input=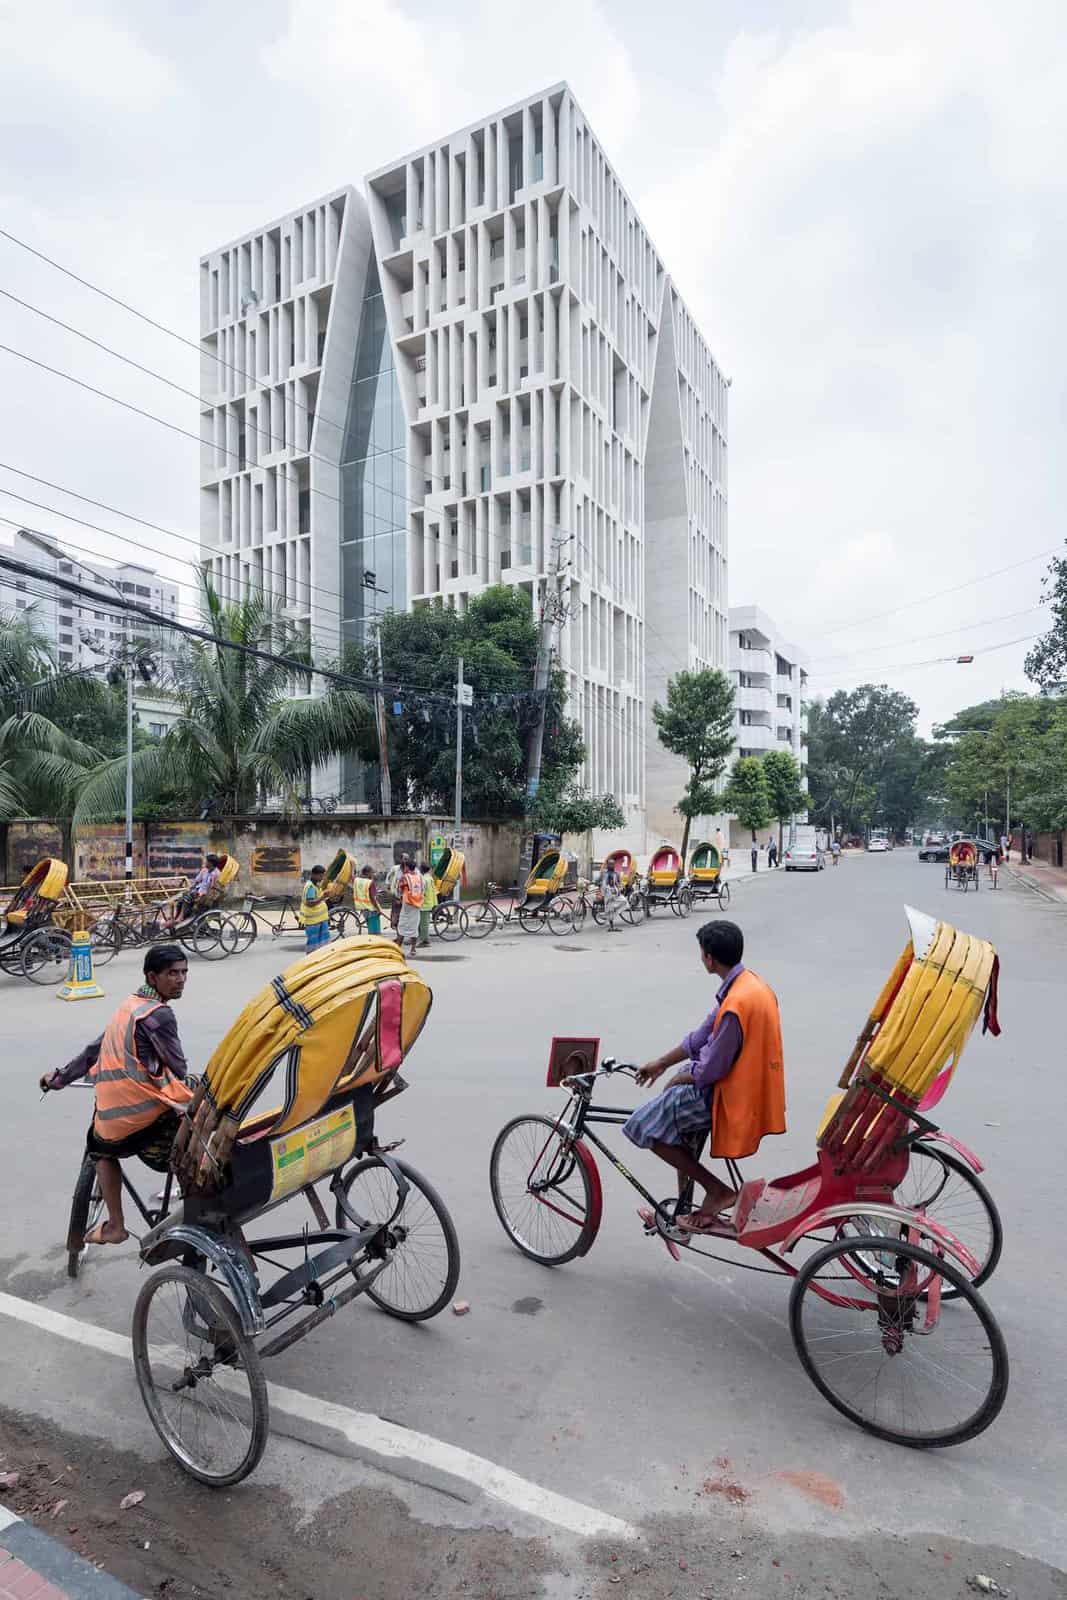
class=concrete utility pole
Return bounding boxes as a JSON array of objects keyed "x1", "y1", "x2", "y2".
[
  {"x1": 525, "y1": 533, "x2": 570, "y2": 799},
  {"x1": 454, "y1": 655, "x2": 466, "y2": 831}
]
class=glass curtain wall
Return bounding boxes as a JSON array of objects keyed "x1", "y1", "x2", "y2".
[{"x1": 340, "y1": 257, "x2": 408, "y2": 806}]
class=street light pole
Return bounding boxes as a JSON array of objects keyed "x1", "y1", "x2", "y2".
[
  {"x1": 124, "y1": 627, "x2": 134, "y2": 886},
  {"x1": 455, "y1": 655, "x2": 464, "y2": 833}
]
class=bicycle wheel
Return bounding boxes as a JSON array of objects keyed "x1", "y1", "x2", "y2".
[
  {"x1": 432, "y1": 902, "x2": 468, "y2": 942},
  {"x1": 716, "y1": 881, "x2": 732, "y2": 910},
  {"x1": 622, "y1": 889, "x2": 645, "y2": 926},
  {"x1": 133, "y1": 1264, "x2": 268, "y2": 1487},
  {"x1": 85, "y1": 918, "x2": 120, "y2": 967},
  {"x1": 329, "y1": 907, "x2": 358, "y2": 940},
  {"x1": 66, "y1": 1155, "x2": 104, "y2": 1279},
  {"x1": 225, "y1": 911, "x2": 258, "y2": 953},
  {"x1": 463, "y1": 901, "x2": 498, "y2": 939},
  {"x1": 335, "y1": 1157, "x2": 460, "y2": 1321},
  {"x1": 548, "y1": 897, "x2": 581, "y2": 936},
  {"x1": 184, "y1": 912, "x2": 234, "y2": 960},
  {"x1": 490, "y1": 1115, "x2": 598, "y2": 1265},
  {"x1": 21, "y1": 927, "x2": 72, "y2": 985},
  {"x1": 789, "y1": 1236, "x2": 1008, "y2": 1448}
]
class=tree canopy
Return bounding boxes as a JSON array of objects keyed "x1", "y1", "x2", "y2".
[
  {"x1": 1025, "y1": 546, "x2": 1067, "y2": 693},
  {"x1": 722, "y1": 755, "x2": 772, "y2": 839},
  {"x1": 345, "y1": 587, "x2": 587, "y2": 817},
  {"x1": 651, "y1": 667, "x2": 735, "y2": 856},
  {"x1": 0, "y1": 608, "x2": 102, "y2": 820},
  {"x1": 804, "y1": 684, "x2": 943, "y2": 837},
  {"x1": 761, "y1": 748, "x2": 806, "y2": 850},
  {"x1": 936, "y1": 691, "x2": 1067, "y2": 835}
]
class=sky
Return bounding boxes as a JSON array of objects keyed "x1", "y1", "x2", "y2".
[{"x1": 0, "y1": 0, "x2": 1064, "y2": 735}]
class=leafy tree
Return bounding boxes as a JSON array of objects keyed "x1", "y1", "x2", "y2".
[
  {"x1": 74, "y1": 587, "x2": 376, "y2": 822},
  {"x1": 1025, "y1": 547, "x2": 1067, "y2": 693},
  {"x1": 722, "y1": 755, "x2": 772, "y2": 843},
  {"x1": 345, "y1": 587, "x2": 585, "y2": 817},
  {"x1": 0, "y1": 608, "x2": 102, "y2": 819},
  {"x1": 529, "y1": 786, "x2": 625, "y2": 837},
  {"x1": 650, "y1": 668, "x2": 736, "y2": 858},
  {"x1": 760, "y1": 749, "x2": 806, "y2": 854},
  {"x1": 937, "y1": 692, "x2": 1067, "y2": 837},
  {"x1": 62, "y1": 680, "x2": 162, "y2": 762},
  {"x1": 805, "y1": 685, "x2": 922, "y2": 836}
]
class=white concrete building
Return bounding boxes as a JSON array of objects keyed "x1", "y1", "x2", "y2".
[
  {"x1": 728, "y1": 604, "x2": 808, "y2": 841},
  {"x1": 0, "y1": 527, "x2": 180, "y2": 681},
  {"x1": 199, "y1": 86, "x2": 729, "y2": 839}
]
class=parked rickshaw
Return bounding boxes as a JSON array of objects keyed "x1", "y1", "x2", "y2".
[
  {"x1": 642, "y1": 845, "x2": 691, "y2": 916},
  {"x1": 0, "y1": 857, "x2": 74, "y2": 984},
  {"x1": 687, "y1": 841, "x2": 730, "y2": 909},
  {"x1": 430, "y1": 846, "x2": 468, "y2": 940},
  {"x1": 513, "y1": 848, "x2": 571, "y2": 931},
  {"x1": 946, "y1": 839, "x2": 980, "y2": 892},
  {"x1": 59, "y1": 937, "x2": 459, "y2": 1486},
  {"x1": 61, "y1": 874, "x2": 189, "y2": 961},
  {"x1": 491, "y1": 906, "x2": 1007, "y2": 1448}
]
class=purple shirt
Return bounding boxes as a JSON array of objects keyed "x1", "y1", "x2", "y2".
[{"x1": 681, "y1": 963, "x2": 746, "y2": 1099}]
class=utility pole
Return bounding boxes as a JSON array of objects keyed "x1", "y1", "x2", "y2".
[
  {"x1": 363, "y1": 571, "x2": 391, "y2": 815},
  {"x1": 454, "y1": 655, "x2": 464, "y2": 832},
  {"x1": 525, "y1": 532, "x2": 570, "y2": 798},
  {"x1": 124, "y1": 631, "x2": 134, "y2": 887}
]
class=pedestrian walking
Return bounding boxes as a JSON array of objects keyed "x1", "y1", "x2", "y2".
[
  {"x1": 395, "y1": 855, "x2": 423, "y2": 957},
  {"x1": 999, "y1": 832, "x2": 1010, "y2": 863},
  {"x1": 418, "y1": 860, "x2": 437, "y2": 947},
  {"x1": 714, "y1": 826, "x2": 729, "y2": 871},
  {"x1": 989, "y1": 848, "x2": 1000, "y2": 890},
  {"x1": 300, "y1": 865, "x2": 331, "y2": 955},
  {"x1": 767, "y1": 838, "x2": 778, "y2": 869},
  {"x1": 831, "y1": 839, "x2": 841, "y2": 867}
]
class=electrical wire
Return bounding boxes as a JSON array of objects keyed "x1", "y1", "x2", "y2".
[
  {"x1": 808, "y1": 547, "x2": 1061, "y2": 640},
  {"x1": 806, "y1": 630, "x2": 1043, "y2": 685},
  {"x1": 806, "y1": 604, "x2": 1047, "y2": 665}
]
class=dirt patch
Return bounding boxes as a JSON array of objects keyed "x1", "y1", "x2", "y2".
[
  {"x1": 0, "y1": 1408, "x2": 560, "y2": 1599},
  {"x1": 776, "y1": 1468, "x2": 845, "y2": 1509}
]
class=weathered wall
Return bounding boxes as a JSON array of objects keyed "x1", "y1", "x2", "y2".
[{"x1": 3, "y1": 817, "x2": 524, "y2": 898}]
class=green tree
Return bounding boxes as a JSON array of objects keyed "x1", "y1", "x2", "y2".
[
  {"x1": 1025, "y1": 546, "x2": 1067, "y2": 693},
  {"x1": 805, "y1": 685, "x2": 922, "y2": 836},
  {"x1": 722, "y1": 755, "x2": 772, "y2": 845},
  {"x1": 937, "y1": 692, "x2": 1066, "y2": 837},
  {"x1": 74, "y1": 588, "x2": 376, "y2": 822},
  {"x1": 346, "y1": 587, "x2": 585, "y2": 816},
  {"x1": 761, "y1": 748, "x2": 806, "y2": 854},
  {"x1": 650, "y1": 668, "x2": 736, "y2": 858},
  {"x1": 0, "y1": 608, "x2": 101, "y2": 819},
  {"x1": 529, "y1": 786, "x2": 625, "y2": 837}
]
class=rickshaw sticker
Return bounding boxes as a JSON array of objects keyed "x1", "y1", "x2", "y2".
[{"x1": 269, "y1": 1104, "x2": 357, "y2": 1201}]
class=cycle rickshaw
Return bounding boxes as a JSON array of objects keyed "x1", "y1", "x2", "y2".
[
  {"x1": 642, "y1": 845, "x2": 691, "y2": 916},
  {"x1": 228, "y1": 849, "x2": 363, "y2": 953},
  {"x1": 429, "y1": 847, "x2": 468, "y2": 941},
  {"x1": 63, "y1": 937, "x2": 459, "y2": 1486},
  {"x1": 946, "y1": 839, "x2": 980, "y2": 892},
  {"x1": 490, "y1": 906, "x2": 1007, "y2": 1448},
  {"x1": 0, "y1": 857, "x2": 75, "y2": 984},
  {"x1": 687, "y1": 840, "x2": 730, "y2": 909}
]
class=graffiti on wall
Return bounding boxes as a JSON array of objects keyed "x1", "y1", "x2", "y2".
[
  {"x1": 148, "y1": 822, "x2": 211, "y2": 879},
  {"x1": 7, "y1": 822, "x2": 63, "y2": 882}
]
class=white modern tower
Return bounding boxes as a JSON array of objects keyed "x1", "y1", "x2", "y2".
[
  {"x1": 199, "y1": 86, "x2": 729, "y2": 840},
  {"x1": 728, "y1": 603, "x2": 809, "y2": 793}
]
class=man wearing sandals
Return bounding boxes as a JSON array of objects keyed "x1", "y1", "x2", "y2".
[
  {"x1": 40, "y1": 945, "x2": 194, "y2": 1246},
  {"x1": 622, "y1": 921, "x2": 785, "y2": 1233}
]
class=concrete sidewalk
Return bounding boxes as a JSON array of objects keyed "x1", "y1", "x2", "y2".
[
  {"x1": 0, "y1": 1506, "x2": 139, "y2": 1600},
  {"x1": 1008, "y1": 856, "x2": 1067, "y2": 905}
]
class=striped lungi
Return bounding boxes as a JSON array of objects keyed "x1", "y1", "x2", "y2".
[{"x1": 622, "y1": 1082, "x2": 711, "y2": 1152}]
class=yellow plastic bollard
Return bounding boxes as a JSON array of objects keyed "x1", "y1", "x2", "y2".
[{"x1": 56, "y1": 929, "x2": 105, "y2": 1002}]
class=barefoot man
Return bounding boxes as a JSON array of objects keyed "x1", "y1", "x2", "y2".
[
  {"x1": 40, "y1": 944, "x2": 193, "y2": 1245},
  {"x1": 622, "y1": 920, "x2": 785, "y2": 1233}
]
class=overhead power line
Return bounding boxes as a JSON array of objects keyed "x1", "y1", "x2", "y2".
[
  {"x1": 806, "y1": 630, "x2": 1043, "y2": 684},
  {"x1": 811, "y1": 546, "x2": 1061, "y2": 640},
  {"x1": 806, "y1": 604, "x2": 1047, "y2": 665}
]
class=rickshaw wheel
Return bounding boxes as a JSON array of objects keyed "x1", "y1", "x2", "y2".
[
  {"x1": 622, "y1": 888, "x2": 645, "y2": 925},
  {"x1": 789, "y1": 1235, "x2": 1008, "y2": 1448},
  {"x1": 517, "y1": 905, "x2": 544, "y2": 933},
  {"x1": 66, "y1": 1155, "x2": 105, "y2": 1279},
  {"x1": 490, "y1": 1115, "x2": 599, "y2": 1265},
  {"x1": 185, "y1": 912, "x2": 234, "y2": 960},
  {"x1": 717, "y1": 882, "x2": 732, "y2": 910},
  {"x1": 21, "y1": 927, "x2": 72, "y2": 985},
  {"x1": 335, "y1": 1157, "x2": 460, "y2": 1321},
  {"x1": 432, "y1": 902, "x2": 467, "y2": 941},
  {"x1": 672, "y1": 888, "x2": 693, "y2": 918},
  {"x1": 548, "y1": 898, "x2": 581, "y2": 936},
  {"x1": 133, "y1": 1264, "x2": 268, "y2": 1487},
  {"x1": 225, "y1": 911, "x2": 259, "y2": 952}
]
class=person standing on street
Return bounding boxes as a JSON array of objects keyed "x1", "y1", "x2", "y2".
[
  {"x1": 418, "y1": 860, "x2": 437, "y2": 947},
  {"x1": 598, "y1": 857, "x2": 623, "y2": 932},
  {"x1": 714, "y1": 826, "x2": 729, "y2": 871},
  {"x1": 396, "y1": 855, "x2": 423, "y2": 957},
  {"x1": 831, "y1": 839, "x2": 841, "y2": 867},
  {"x1": 767, "y1": 838, "x2": 778, "y2": 869},
  {"x1": 354, "y1": 864, "x2": 383, "y2": 935},
  {"x1": 1000, "y1": 832, "x2": 1010, "y2": 863},
  {"x1": 301, "y1": 865, "x2": 330, "y2": 954}
]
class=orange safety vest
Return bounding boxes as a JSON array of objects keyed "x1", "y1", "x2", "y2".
[
  {"x1": 89, "y1": 993, "x2": 193, "y2": 1143},
  {"x1": 399, "y1": 870, "x2": 424, "y2": 908},
  {"x1": 709, "y1": 969, "x2": 786, "y2": 1158}
]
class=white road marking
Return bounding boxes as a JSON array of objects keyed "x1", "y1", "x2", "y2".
[
  {"x1": 0, "y1": 1505, "x2": 21, "y2": 1532},
  {"x1": 0, "y1": 1291, "x2": 636, "y2": 1542}
]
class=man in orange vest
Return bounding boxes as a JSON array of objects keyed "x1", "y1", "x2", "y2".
[
  {"x1": 623, "y1": 920, "x2": 785, "y2": 1233},
  {"x1": 40, "y1": 944, "x2": 194, "y2": 1246}
]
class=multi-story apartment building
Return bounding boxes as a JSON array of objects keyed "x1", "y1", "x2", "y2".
[
  {"x1": 728, "y1": 605, "x2": 808, "y2": 834},
  {"x1": 199, "y1": 85, "x2": 729, "y2": 841},
  {"x1": 1, "y1": 527, "x2": 180, "y2": 681}
]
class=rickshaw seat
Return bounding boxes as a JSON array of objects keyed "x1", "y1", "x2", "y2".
[{"x1": 734, "y1": 1168, "x2": 824, "y2": 1246}]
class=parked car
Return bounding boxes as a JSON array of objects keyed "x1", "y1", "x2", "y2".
[
  {"x1": 783, "y1": 842, "x2": 824, "y2": 871},
  {"x1": 867, "y1": 837, "x2": 888, "y2": 853},
  {"x1": 918, "y1": 839, "x2": 950, "y2": 862}
]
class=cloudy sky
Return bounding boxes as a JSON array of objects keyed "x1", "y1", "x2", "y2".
[{"x1": 1, "y1": 0, "x2": 1063, "y2": 733}]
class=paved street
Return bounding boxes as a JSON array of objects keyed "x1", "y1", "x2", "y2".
[{"x1": 1, "y1": 855, "x2": 1064, "y2": 1598}]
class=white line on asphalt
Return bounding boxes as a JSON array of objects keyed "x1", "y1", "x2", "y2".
[
  {"x1": 0, "y1": 1505, "x2": 21, "y2": 1533},
  {"x1": 0, "y1": 1291, "x2": 636, "y2": 1542}
]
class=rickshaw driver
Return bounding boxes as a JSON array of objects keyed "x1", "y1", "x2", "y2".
[
  {"x1": 39, "y1": 945, "x2": 194, "y2": 1246},
  {"x1": 623, "y1": 920, "x2": 785, "y2": 1233}
]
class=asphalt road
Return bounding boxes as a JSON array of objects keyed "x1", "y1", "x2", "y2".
[{"x1": 0, "y1": 854, "x2": 1063, "y2": 1597}]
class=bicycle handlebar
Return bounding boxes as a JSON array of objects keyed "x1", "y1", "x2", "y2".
[{"x1": 560, "y1": 1057, "x2": 638, "y2": 1090}]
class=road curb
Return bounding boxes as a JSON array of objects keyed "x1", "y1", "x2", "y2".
[
  {"x1": 1, "y1": 1503, "x2": 141, "y2": 1599},
  {"x1": 1006, "y1": 865, "x2": 1066, "y2": 907}
]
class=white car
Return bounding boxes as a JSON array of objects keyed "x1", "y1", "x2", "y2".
[
  {"x1": 783, "y1": 843, "x2": 824, "y2": 871},
  {"x1": 867, "y1": 837, "x2": 888, "y2": 853}
]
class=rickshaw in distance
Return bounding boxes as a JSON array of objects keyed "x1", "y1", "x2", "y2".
[{"x1": 687, "y1": 841, "x2": 730, "y2": 910}]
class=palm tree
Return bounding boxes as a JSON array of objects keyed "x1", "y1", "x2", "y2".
[
  {"x1": 0, "y1": 608, "x2": 101, "y2": 819},
  {"x1": 74, "y1": 587, "x2": 376, "y2": 822}
]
